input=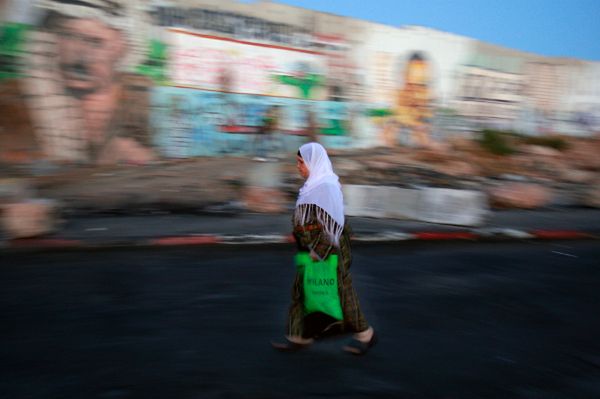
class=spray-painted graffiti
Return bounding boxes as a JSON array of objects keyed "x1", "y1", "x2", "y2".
[
  {"x1": 368, "y1": 51, "x2": 438, "y2": 147},
  {"x1": 150, "y1": 7, "x2": 314, "y2": 49},
  {"x1": 151, "y1": 87, "x2": 355, "y2": 158},
  {"x1": 394, "y1": 52, "x2": 434, "y2": 145},
  {"x1": 2, "y1": 0, "x2": 600, "y2": 168},
  {"x1": 136, "y1": 39, "x2": 169, "y2": 83},
  {"x1": 170, "y1": 29, "x2": 327, "y2": 99},
  {"x1": 0, "y1": 22, "x2": 29, "y2": 80},
  {"x1": 454, "y1": 66, "x2": 524, "y2": 126},
  {"x1": 19, "y1": 0, "x2": 154, "y2": 164},
  {"x1": 314, "y1": 34, "x2": 356, "y2": 101},
  {"x1": 274, "y1": 65, "x2": 324, "y2": 100},
  {"x1": 562, "y1": 63, "x2": 600, "y2": 135}
]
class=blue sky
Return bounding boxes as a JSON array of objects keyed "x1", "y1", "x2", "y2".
[{"x1": 259, "y1": 0, "x2": 600, "y2": 61}]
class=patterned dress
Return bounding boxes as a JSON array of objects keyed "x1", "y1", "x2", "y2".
[{"x1": 287, "y1": 204, "x2": 369, "y2": 338}]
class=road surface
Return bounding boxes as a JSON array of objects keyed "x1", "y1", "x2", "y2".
[{"x1": 1, "y1": 241, "x2": 599, "y2": 398}]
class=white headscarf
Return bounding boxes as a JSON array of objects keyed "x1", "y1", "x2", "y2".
[{"x1": 295, "y1": 142, "x2": 345, "y2": 246}]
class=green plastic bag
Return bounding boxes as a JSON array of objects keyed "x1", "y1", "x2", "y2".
[{"x1": 295, "y1": 252, "x2": 343, "y2": 320}]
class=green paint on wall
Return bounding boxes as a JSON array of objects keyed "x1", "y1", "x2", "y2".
[
  {"x1": 0, "y1": 23, "x2": 30, "y2": 80},
  {"x1": 136, "y1": 40, "x2": 169, "y2": 83},
  {"x1": 276, "y1": 73, "x2": 323, "y2": 100}
]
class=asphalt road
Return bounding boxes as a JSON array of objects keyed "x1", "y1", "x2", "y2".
[{"x1": 1, "y1": 241, "x2": 599, "y2": 399}]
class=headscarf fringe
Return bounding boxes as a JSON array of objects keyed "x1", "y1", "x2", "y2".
[{"x1": 295, "y1": 203, "x2": 343, "y2": 247}]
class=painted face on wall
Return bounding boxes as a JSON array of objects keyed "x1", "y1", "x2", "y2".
[
  {"x1": 397, "y1": 53, "x2": 431, "y2": 114},
  {"x1": 405, "y1": 55, "x2": 429, "y2": 86},
  {"x1": 56, "y1": 17, "x2": 125, "y2": 97}
]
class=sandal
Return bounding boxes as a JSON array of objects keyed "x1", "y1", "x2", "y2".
[
  {"x1": 271, "y1": 338, "x2": 312, "y2": 352},
  {"x1": 343, "y1": 331, "x2": 378, "y2": 356}
]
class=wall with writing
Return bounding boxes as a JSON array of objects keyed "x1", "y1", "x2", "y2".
[
  {"x1": 169, "y1": 29, "x2": 328, "y2": 99},
  {"x1": 150, "y1": 86, "x2": 357, "y2": 158},
  {"x1": 1, "y1": 0, "x2": 599, "y2": 166}
]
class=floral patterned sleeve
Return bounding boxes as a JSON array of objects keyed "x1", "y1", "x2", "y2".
[{"x1": 292, "y1": 205, "x2": 337, "y2": 260}]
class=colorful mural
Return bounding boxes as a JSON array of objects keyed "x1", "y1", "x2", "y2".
[
  {"x1": 150, "y1": 86, "x2": 354, "y2": 158},
  {"x1": 394, "y1": 52, "x2": 433, "y2": 146},
  {"x1": 136, "y1": 39, "x2": 169, "y2": 83},
  {"x1": 150, "y1": 6, "x2": 314, "y2": 49},
  {"x1": 1, "y1": 0, "x2": 599, "y2": 166},
  {"x1": 0, "y1": 22, "x2": 29, "y2": 80},
  {"x1": 14, "y1": 0, "x2": 154, "y2": 164},
  {"x1": 169, "y1": 29, "x2": 327, "y2": 99}
]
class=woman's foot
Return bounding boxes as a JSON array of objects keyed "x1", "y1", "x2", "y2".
[
  {"x1": 343, "y1": 327, "x2": 377, "y2": 356},
  {"x1": 271, "y1": 336, "x2": 313, "y2": 352}
]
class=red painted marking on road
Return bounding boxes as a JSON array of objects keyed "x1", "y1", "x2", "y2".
[
  {"x1": 150, "y1": 236, "x2": 221, "y2": 246},
  {"x1": 414, "y1": 232, "x2": 478, "y2": 240},
  {"x1": 531, "y1": 230, "x2": 590, "y2": 239},
  {"x1": 9, "y1": 239, "x2": 84, "y2": 248}
]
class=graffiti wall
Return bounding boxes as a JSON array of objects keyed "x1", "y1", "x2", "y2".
[
  {"x1": 358, "y1": 26, "x2": 474, "y2": 146},
  {"x1": 169, "y1": 29, "x2": 327, "y2": 99},
  {"x1": 561, "y1": 62, "x2": 600, "y2": 135},
  {"x1": 454, "y1": 66, "x2": 524, "y2": 122},
  {"x1": 1, "y1": 0, "x2": 600, "y2": 166},
  {"x1": 151, "y1": 86, "x2": 356, "y2": 158},
  {"x1": 150, "y1": 5, "x2": 314, "y2": 49},
  {"x1": 358, "y1": 26, "x2": 600, "y2": 144},
  {"x1": 1, "y1": 0, "x2": 155, "y2": 164}
]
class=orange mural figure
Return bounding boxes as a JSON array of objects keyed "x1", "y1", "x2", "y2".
[{"x1": 394, "y1": 52, "x2": 432, "y2": 147}]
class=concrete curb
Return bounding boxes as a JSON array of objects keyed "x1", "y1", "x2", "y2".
[{"x1": 2, "y1": 229, "x2": 598, "y2": 251}]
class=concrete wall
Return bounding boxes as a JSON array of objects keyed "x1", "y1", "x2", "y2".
[
  {"x1": 343, "y1": 185, "x2": 489, "y2": 226},
  {"x1": 1, "y1": 0, "x2": 599, "y2": 165}
]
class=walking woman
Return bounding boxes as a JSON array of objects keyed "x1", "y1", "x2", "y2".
[{"x1": 272, "y1": 142, "x2": 376, "y2": 355}]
